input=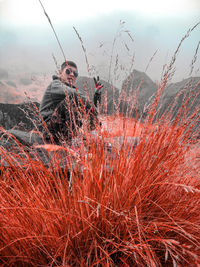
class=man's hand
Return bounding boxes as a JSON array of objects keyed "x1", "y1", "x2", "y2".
[{"x1": 93, "y1": 76, "x2": 104, "y2": 91}]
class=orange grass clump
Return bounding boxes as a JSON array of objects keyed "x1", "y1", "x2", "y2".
[{"x1": 0, "y1": 85, "x2": 200, "y2": 267}]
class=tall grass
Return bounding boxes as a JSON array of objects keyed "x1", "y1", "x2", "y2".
[
  {"x1": 0, "y1": 18, "x2": 200, "y2": 266},
  {"x1": 0, "y1": 83, "x2": 199, "y2": 266}
]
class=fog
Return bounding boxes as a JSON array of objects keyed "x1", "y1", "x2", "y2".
[{"x1": 0, "y1": 0, "x2": 200, "y2": 88}]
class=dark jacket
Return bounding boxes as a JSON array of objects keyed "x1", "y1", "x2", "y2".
[{"x1": 39, "y1": 76, "x2": 99, "y2": 124}]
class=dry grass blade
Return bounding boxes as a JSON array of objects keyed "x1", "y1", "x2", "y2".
[
  {"x1": 0, "y1": 22, "x2": 200, "y2": 267},
  {"x1": 0, "y1": 93, "x2": 199, "y2": 266},
  {"x1": 162, "y1": 21, "x2": 200, "y2": 84},
  {"x1": 145, "y1": 49, "x2": 158, "y2": 73},
  {"x1": 189, "y1": 40, "x2": 200, "y2": 76},
  {"x1": 73, "y1": 26, "x2": 90, "y2": 75},
  {"x1": 38, "y1": 0, "x2": 66, "y2": 61}
]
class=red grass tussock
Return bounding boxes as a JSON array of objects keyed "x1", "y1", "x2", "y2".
[{"x1": 0, "y1": 88, "x2": 200, "y2": 266}]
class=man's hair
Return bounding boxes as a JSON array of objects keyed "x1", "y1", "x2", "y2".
[{"x1": 61, "y1": 61, "x2": 77, "y2": 70}]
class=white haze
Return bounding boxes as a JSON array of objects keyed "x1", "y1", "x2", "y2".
[{"x1": 0, "y1": 0, "x2": 200, "y2": 87}]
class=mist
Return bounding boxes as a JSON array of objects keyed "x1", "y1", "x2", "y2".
[{"x1": 0, "y1": 5, "x2": 200, "y2": 87}]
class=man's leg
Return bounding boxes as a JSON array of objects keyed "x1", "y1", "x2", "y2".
[
  {"x1": 44, "y1": 99, "x2": 80, "y2": 145},
  {"x1": 43, "y1": 99, "x2": 70, "y2": 144}
]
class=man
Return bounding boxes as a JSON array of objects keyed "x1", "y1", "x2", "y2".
[{"x1": 39, "y1": 60, "x2": 102, "y2": 144}]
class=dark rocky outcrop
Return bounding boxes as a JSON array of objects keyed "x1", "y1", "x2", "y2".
[
  {"x1": 157, "y1": 77, "x2": 200, "y2": 121},
  {"x1": 0, "y1": 102, "x2": 40, "y2": 130},
  {"x1": 122, "y1": 70, "x2": 200, "y2": 124},
  {"x1": 76, "y1": 76, "x2": 141, "y2": 116},
  {"x1": 76, "y1": 76, "x2": 120, "y2": 114},
  {"x1": 122, "y1": 69, "x2": 158, "y2": 114}
]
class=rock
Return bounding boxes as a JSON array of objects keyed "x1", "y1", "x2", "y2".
[
  {"x1": 157, "y1": 77, "x2": 200, "y2": 121},
  {"x1": 121, "y1": 70, "x2": 200, "y2": 126},
  {"x1": 122, "y1": 69, "x2": 157, "y2": 113},
  {"x1": 0, "y1": 102, "x2": 40, "y2": 130},
  {"x1": 76, "y1": 76, "x2": 120, "y2": 114}
]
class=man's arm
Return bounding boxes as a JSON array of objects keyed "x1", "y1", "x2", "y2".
[
  {"x1": 94, "y1": 90, "x2": 101, "y2": 107},
  {"x1": 93, "y1": 76, "x2": 103, "y2": 107}
]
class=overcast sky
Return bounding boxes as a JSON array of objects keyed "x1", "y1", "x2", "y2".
[{"x1": 0, "y1": 0, "x2": 200, "y2": 86}]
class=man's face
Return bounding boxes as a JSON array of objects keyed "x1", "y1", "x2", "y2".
[{"x1": 59, "y1": 65, "x2": 78, "y2": 87}]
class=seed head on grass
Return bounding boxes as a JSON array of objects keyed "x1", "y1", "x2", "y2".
[
  {"x1": 0, "y1": 21, "x2": 200, "y2": 266},
  {"x1": 0, "y1": 86, "x2": 200, "y2": 266}
]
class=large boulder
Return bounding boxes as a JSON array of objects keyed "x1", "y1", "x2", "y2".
[
  {"x1": 0, "y1": 102, "x2": 40, "y2": 130},
  {"x1": 122, "y1": 69, "x2": 158, "y2": 114},
  {"x1": 121, "y1": 70, "x2": 200, "y2": 124},
  {"x1": 76, "y1": 76, "x2": 120, "y2": 115},
  {"x1": 157, "y1": 77, "x2": 200, "y2": 125}
]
